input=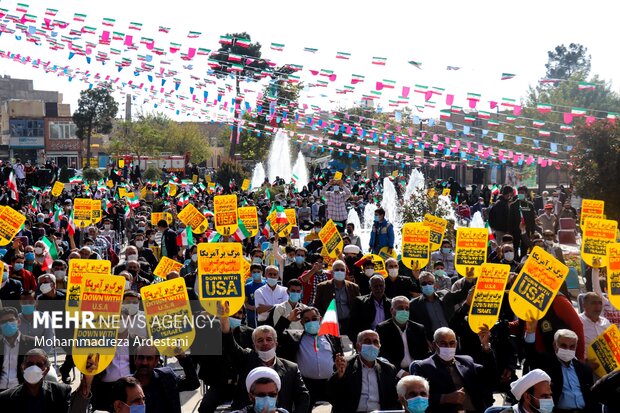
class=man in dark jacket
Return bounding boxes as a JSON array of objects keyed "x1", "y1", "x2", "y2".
[
  {"x1": 157, "y1": 219, "x2": 179, "y2": 259},
  {"x1": 0, "y1": 307, "x2": 35, "y2": 390},
  {"x1": 508, "y1": 185, "x2": 538, "y2": 258},
  {"x1": 488, "y1": 185, "x2": 513, "y2": 241},
  {"x1": 352, "y1": 275, "x2": 391, "y2": 339}
]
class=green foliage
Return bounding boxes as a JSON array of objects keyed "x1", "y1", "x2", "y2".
[
  {"x1": 143, "y1": 166, "x2": 162, "y2": 181},
  {"x1": 167, "y1": 122, "x2": 211, "y2": 163},
  {"x1": 109, "y1": 118, "x2": 165, "y2": 159},
  {"x1": 545, "y1": 43, "x2": 591, "y2": 80},
  {"x1": 213, "y1": 160, "x2": 246, "y2": 188},
  {"x1": 82, "y1": 168, "x2": 103, "y2": 182},
  {"x1": 73, "y1": 85, "x2": 119, "y2": 160},
  {"x1": 400, "y1": 188, "x2": 456, "y2": 242},
  {"x1": 571, "y1": 120, "x2": 620, "y2": 221}
]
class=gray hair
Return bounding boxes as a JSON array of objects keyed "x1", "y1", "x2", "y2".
[
  {"x1": 419, "y1": 271, "x2": 435, "y2": 283},
  {"x1": 38, "y1": 273, "x2": 56, "y2": 285},
  {"x1": 554, "y1": 329, "x2": 578, "y2": 344},
  {"x1": 331, "y1": 259, "x2": 346, "y2": 269},
  {"x1": 391, "y1": 296, "x2": 410, "y2": 310},
  {"x1": 23, "y1": 348, "x2": 51, "y2": 368},
  {"x1": 433, "y1": 327, "x2": 455, "y2": 343},
  {"x1": 356, "y1": 329, "x2": 379, "y2": 345},
  {"x1": 252, "y1": 325, "x2": 277, "y2": 344},
  {"x1": 369, "y1": 274, "x2": 385, "y2": 285},
  {"x1": 385, "y1": 258, "x2": 398, "y2": 267},
  {"x1": 396, "y1": 375, "x2": 429, "y2": 398}
]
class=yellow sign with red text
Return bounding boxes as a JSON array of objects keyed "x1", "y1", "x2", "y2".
[
  {"x1": 401, "y1": 223, "x2": 430, "y2": 270},
  {"x1": 468, "y1": 263, "x2": 510, "y2": 332},
  {"x1": 214, "y1": 195, "x2": 238, "y2": 236},
  {"x1": 606, "y1": 243, "x2": 620, "y2": 311},
  {"x1": 582, "y1": 218, "x2": 618, "y2": 268},
  {"x1": 178, "y1": 203, "x2": 209, "y2": 234},
  {"x1": 153, "y1": 256, "x2": 183, "y2": 279},
  {"x1": 237, "y1": 206, "x2": 259, "y2": 237},
  {"x1": 588, "y1": 324, "x2": 620, "y2": 378},
  {"x1": 455, "y1": 228, "x2": 488, "y2": 277},
  {"x1": 423, "y1": 214, "x2": 448, "y2": 252},
  {"x1": 318, "y1": 219, "x2": 344, "y2": 258},
  {"x1": 0, "y1": 206, "x2": 26, "y2": 246},
  {"x1": 581, "y1": 199, "x2": 605, "y2": 226}
]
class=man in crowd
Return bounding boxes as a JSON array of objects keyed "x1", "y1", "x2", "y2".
[
  {"x1": 369, "y1": 208, "x2": 394, "y2": 255},
  {"x1": 503, "y1": 369, "x2": 553, "y2": 413},
  {"x1": 254, "y1": 265, "x2": 289, "y2": 324}
]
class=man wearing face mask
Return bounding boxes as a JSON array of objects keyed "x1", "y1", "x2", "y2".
[
  {"x1": 384, "y1": 258, "x2": 415, "y2": 299},
  {"x1": 18, "y1": 291, "x2": 54, "y2": 354},
  {"x1": 489, "y1": 185, "x2": 514, "y2": 241},
  {"x1": 254, "y1": 266, "x2": 289, "y2": 324},
  {"x1": 133, "y1": 233, "x2": 157, "y2": 271},
  {"x1": 352, "y1": 275, "x2": 392, "y2": 339},
  {"x1": 9, "y1": 253, "x2": 37, "y2": 291},
  {"x1": 282, "y1": 247, "x2": 310, "y2": 286},
  {"x1": 272, "y1": 279, "x2": 307, "y2": 330},
  {"x1": 51, "y1": 260, "x2": 68, "y2": 290},
  {"x1": 345, "y1": 223, "x2": 362, "y2": 249},
  {"x1": 124, "y1": 260, "x2": 151, "y2": 293},
  {"x1": 219, "y1": 312, "x2": 310, "y2": 412},
  {"x1": 233, "y1": 367, "x2": 288, "y2": 413},
  {"x1": 321, "y1": 178, "x2": 351, "y2": 231},
  {"x1": 410, "y1": 327, "x2": 496, "y2": 413},
  {"x1": 369, "y1": 208, "x2": 394, "y2": 255},
  {"x1": 245, "y1": 264, "x2": 267, "y2": 328},
  {"x1": 376, "y1": 296, "x2": 430, "y2": 378},
  {"x1": 122, "y1": 291, "x2": 148, "y2": 337},
  {"x1": 0, "y1": 348, "x2": 94, "y2": 412},
  {"x1": 110, "y1": 376, "x2": 146, "y2": 413},
  {"x1": 0, "y1": 307, "x2": 36, "y2": 391},
  {"x1": 156, "y1": 219, "x2": 179, "y2": 259},
  {"x1": 429, "y1": 240, "x2": 456, "y2": 277},
  {"x1": 36, "y1": 273, "x2": 65, "y2": 302},
  {"x1": 504, "y1": 369, "x2": 553, "y2": 413},
  {"x1": 508, "y1": 186, "x2": 538, "y2": 258},
  {"x1": 397, "y1": 375, "x2": 431, "y2": 413},
  {"x1": 327, "y1": 329, "x2": 400, "y2": 412},
  {"x1": 525, "y1": 329, "x2": 595, "y2": 412},
  {"x1": 0, "y1": 262, "x2": 23, "y2": 301}
]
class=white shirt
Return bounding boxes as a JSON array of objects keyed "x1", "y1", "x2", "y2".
[
  {"x1": 254, "y1": 284, "x2": 288, "y2": 321},
  {"x1": 128, "y1": 312, "x2": 148, "y2": 338},
  {"x1": 272, "y1": 301, "x2": 306, "y2": 330},
  {"x1": 397, "y1": 321, "x2": 413, "y2": 371},
  {"x1": 101, "y1": 344, "x2": 130, "y2": 382},
  {"x1": 356, "y1": 360, "x2": 380, "y2": 412},
  {"x1": 579, "y1": 312, "x2": 611, "y2": 349},
  {"x1": 0, "y1": 333, "x2": 20, "y2": 389}
]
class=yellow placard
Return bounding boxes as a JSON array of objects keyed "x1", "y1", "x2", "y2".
[
  {"x1": 588, "y1": 324, "x2": 620, "y2": 378},
  {"x1": 140, "y1": 278, "x2": 196, "y2": 356},
  {"x1": 268, "y1": 208, "x2": 290, "y2": 236},
  {"x1": 118, "y1": 187, "x2": 128, "y2": 199},
  {"x1": 73, "y1": 198, "x2": 93, "y2": 227},
  {"x1": 369, "y1": 254, "x2": 387, "y2": 277},
  {"x1": 241, "y1": 179, "x2": 250, "y2": 191},
  {"x1": 140, "y1": 187, "x2": 147, "y2": 199},
  {"x1": 238, "y1": 206, "x2": 259, "y2": 237},
  {"x1": 581, "y1": 199, "x2": 605, "y2": 226},
  {"x1": 423, "y1": 214, "x2": 448, "y2": 252},
  {"x1": 455, "y1": 228, "x2": 488, "y2": 277},
  {"x1": 178, "y1": 203, "x2": 209, "y2": 234},
  {"x1": 150, "y1": 246, "x2": 161, "y2": 260},
  {"x1": 168, "y1": 183, "x2": 178, "y2": 197},
  {"x1": 66, "y1": 259, "x2": 112, "y2": 311},
  {"x1": 275, "y1": 208, "x2": 297, "y2": 237},
  {"x1": 153, "y1": 256, "x2": 183, "y2": 279},
  {"x1": 401, "y1": 223, "x2": 430, "y2": 270},
  {"x1": 192, "y1": 174, "x2": 199, "y2": 184},
  {"x1": 118, "y1": 159, "x2": 125, "y2": 168},
  {"x1": 72, "y1": 274, "x2": 125, "y2": 375},
  {"x1": 197, "y1": 242, "x2": 245, "y2": 317},
  {"x1": 0, "y1": 206, "x2": 26, "y2": 246},
  {"x1": 442, "y1": 188, "x2": 450, "y2": 197},
  {"x1": 333, "y1": 171, "x2": 343, "y2": 181},
  {"x1": 607, "y1": 243, "x2": 620, "y2": 311},
  {"x1": 106, "y1": 180, "x2": 114, "y2": 189},
  {"x1": 90, "y1": 200, "x2": 102, "y2": 224},
  {"x1": 468, "y1": 263, "x2": 510, "y2": 333},
  {"x1": 582, "y1": 218, "x2": 618, "y2": 268},
  {"x1": 51, "y1": 181, "x2": 64, "y2": 197},
  {"x1": 318, "y1": 219, "x2": 344, "y2": 258},
  {"x1": 378, "y1": 247, "x2": 397, "y2": 261},
  {"x1": 508, "y1": 246, "x2": 569, "y2": 321},
  {"x1": 151, "y1": 212, "x2": 173, "y2": 226},
  {"x1": 427, "y1": 188, "x2": 436, "y2": 198},
  {"x1": 214, "y1": 195, "x2": 238, "y2": 236},
  {"x1": 391, "y1": 170, "x2": 399, "y2": 177}
]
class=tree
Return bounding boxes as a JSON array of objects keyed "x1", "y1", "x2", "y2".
[
  {"x1": 571, "y1": 120, "x2": 620, "y2": 221},
  {"x1": 108, "y1": 117, "x2": 165, "y2": 163},
  {"x1": 213, "y1": 160, "x2": 246, "y2": 189},
  {"x1": 167, "y1": 122, "x2": 211, "y2": 163},
  {"x1": 73, "y1": 86, "x2": 118, "y2": 163},
  {"x1": 545, "y1": 43, "x2": 591, "y2": 81},
  {"x1": 210, "y1": 32, "x2": 270, "y2": 158}
]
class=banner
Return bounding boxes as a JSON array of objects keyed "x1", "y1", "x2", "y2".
[
  {"x1": 153, "y1": 256, "x2": 183, "y2": 279},
  {"x1": 118, "y1": 187, "x2": 128, "y2": 199},
  {"x1": 168, "y1": 183, "x2": 177, "y2": 197},
  {"x1": 582, "y1": 218, "x2": 618, "y2": 268},
  {"x1": 140, "y1": 278, "x2": 195, "y2": 356},
  {"x1": 241, "y1": 179, "x2": 250, "y2": 191},
  {"x1": 151, "y1": 212, "x2": 173, "y2": 226},
  {"x1": 607, "y1": 244, "x2": 620, "y2": 310},
  {"x1": 267, "y1": 209, "x2": 290, "y2": 236},
  {"x1": 72, "y1": 274, "x2": 125, "y2": 375},
  {"x1": 90, "y1": 199, "x2": 102, "y2": 224},
  {"x1": 73, "y1": 198, "x2": 93, "y2": 227},
  {"x1": 333, "y1": 171, "x2": 343, "y2": 181},
  {"x1": 508, "y1": 246, "x2": 569, "y2": 320},
  {"x1": 468, "y1": 263, "x2": 510, "y2": 333},
  {"x1": 51, "y1": 181, "x2": 64, "y2": 197},
  {"x1": 423, "y1": 214, "x2": 448, "y2": 251},
  {"x1": 588, "y1": 324, "x2": 620, "y2": 378},
  {"x1": 66, "y1": 259, "x2": 112, "y2": 311},
  {"x1": 237, "y1": 206, "x2": 259, "y2": 237},
  {"x1": 318, "y1": 219, "x2": 344, "y2": 258},
  {"x1": 455, "y1": 228, "x2": 488, "y2": 277},
  {"x1": 442, "y1": 188, "x2": 450, "y2": 197},
  {"x1": 581, "y1": 199, "x2": 605, "y2": 226},
  {"x1": 197, "y1": 242, "x2": 245, "y2": 316},
  {"x1": 178, "y1": 203, "x2": 209, "y2": 234},
  {"x1": 0, "y1": 206, "x2": 26, "y2": 246},
  {"x1": 214, "y1": 195, "x2": 238, "y2": 236},
  {"x1": 401, "y1": 223, "x2": 430, "y2": 270}
]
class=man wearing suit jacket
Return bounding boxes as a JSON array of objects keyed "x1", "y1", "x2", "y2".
[
  {"x1": 376, "y1": 296, "x2": 431, "y2": 377},
  {"x1": 313, "y1": 259, "x2": 360, "y2": 340},
  {"x1": 156, "y1": 219, "x2": 179, "y2": 259},
  {"x1": 525, "y1": 327, "x2": 595, "y2": 412},
  {"x1": 411, "y1": 327, "x2": 496, "y2": 413},
  {"x1": 0, "y1": 274, "x2": 23, "y2": 302},
  {"x1": 0, "y1": 307, "x2": 35, "y2": 390},
  {"x1": 219, "y1": 312, "x2": 310, "y2": 412},
  {"x1": 351, "y1": 274, "x2": 391, "y2": 340},
  {"x1": 327, "y1": 329, "x2": 400, "y2": 412},
  {"x1": 409, "y1": 272, "x2": 472, "y2": 341}
]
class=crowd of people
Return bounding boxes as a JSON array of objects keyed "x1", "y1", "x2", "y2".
[{"x1": 0, "y1": 159, "x2": 617, "y2": 413}]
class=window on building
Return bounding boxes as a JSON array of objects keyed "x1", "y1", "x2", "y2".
[
  {"x1": 9, "y1": 119, "x2": 44, "y2": 137},
  {"x1": 49, "y1": 120, "x2": 78, "y2": 139}
]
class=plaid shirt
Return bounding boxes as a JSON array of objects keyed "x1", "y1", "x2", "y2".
[
  {"x1": 309, "y1": 271, "x2": 330, "y2": 306},
  {"x1": 321, "y1": 185, "x2": 351, "y2": 222}
]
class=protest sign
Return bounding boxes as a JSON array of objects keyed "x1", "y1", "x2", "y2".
[
  {"x1": 455, "y1": 228, "x2": 488, "y2": 277},
  {"x1": 149, "y1": 245, "x2": 161, "y2": 260},
  {"x1": 197, "y1": 243, "x2": 245, "y2": 317},
  {"x1": 318, "y1": 219, "x2": 344, "y2": 258},
  {"x1": 423, "y1": 214, "x2": 448, "y2": 251},
  {"x1": 606, "y1": 243, "x2": 620, "y2": 310},
  {"x1": 178, "y1": 203, "x2": 209, "y2": 234},
  {"x1": 582, "y1": 218, "x2": 618, "y2": 268},
  {"x1": 333, "y1": 171, "x2": 343, "y2": 181},
  {"x1": 73, "y1": 198, "x2": 93, "y2": 227},
  {"x1": 401, "y1": 223, "x2": 430, "y2": 270},
  {"x1": 0, "y1": 206, "x2": 26, "y2": 246},
  {"x1": 468, "y1": 263, "x2": 510, "y2": 333},
  {"x1": 118, "y1": 187, "x2": 128, "y2": 199},
  {"x1": 168, "y1": 183, "x2": 177, "y2": 197},
  {"x1": 106, "y1": 180, "x2": 114, "y2": 188},
  {"x1": 214, "y1": 195, "x2": 238, "y2": 236},
  {"x1": 153, "y1": 256, "x2": 184, "y2": 279},
  {"x1": 581, "y1": 199, "x2": 605, "y2": 226},
  {"x1": 267, "y1": 209, "x2": 290, "y2": 236},
  {"x1": 237, "y1": 206, "x2": 259, "y2": 237},
  {"x1": 508, "y1": 246, "x2": 569, "y2": 321},
  {"x1": 141, "y1": 278, "x2": 195, "y2": 356},
  {"x1": 151, "y1": 212, "x2": 173, "y2": 226},
  {"x1": 192, "y1": 174, "x2": 199, "y2": 184},
  {"x1": 442, "y1": 188, "x2": 450, "y2": 197},
  {"x1": 66, "y1": 259, "x2": 112, "y2": 311},
  {"x1": 241, "y1": 179, "x2": 250, "y2": 191},
  {"x1": 90, "y1": 199, "x2": 102, "y2": 224},
  {"x1": 588, "y1": 324, "x2": 620, "y2": 378},
  {"x1": 51, "y1": 181, "x2": 64, "y2": 197}
]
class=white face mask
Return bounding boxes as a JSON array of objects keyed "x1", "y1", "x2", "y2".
[
  {"x1": 125, "y1": 280, "x2": 132, "y2": 290},
  {"x1": 127, "y1": 254, "x2": 139, "y2": 262},
  {"x1": 123, "y1": 303, "x2": 140, "y2": 316},
  {"x1": 556, "y1": 348, "x2": 576, "y2": 363},
  {"x1": 437, "y1": 346, "x2": 456, "y2": 362},
  {"x1": 191, "y1": 254, "x2": 198, "y2": 262},
  {"x1": 23, "y1": 365, "x2": 45, "y2": 384},
  {"x1": 104, "y1": 224, "x2": 111, "y2": 230},
  {"x1": 257, "y1": 347, "x2": 276, "y2": 362},
  {"x1": 34, "y1": 247, "x2": 43, "y2": 255},
  {"x1": 365, "y1": 268, "x2": 375, "y2": 277},
  {"x1": 388, "y1": 268, "x2": 399, "y2": 278},
  {"x1": 53, "y1": 270, "x2": 66, "y2": 281},
  {"x1": 39, "y1": 282, "x2": 53, "y2": 295},
  {"x1": 135, "y1": 240, "x2": 144, "y2": 248},
  {"x1": 503, "y1": 252, "x2": 515, "y2": 262}
]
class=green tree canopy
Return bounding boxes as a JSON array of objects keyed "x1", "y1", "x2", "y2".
[
  {"x1": 545, "y1": 43, "x2": 591, "y2": 80},
  {"x1": 73, "y1": 85, "x2": 118, "y2": 161}
]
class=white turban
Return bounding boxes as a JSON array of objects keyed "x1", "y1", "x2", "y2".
[
  {"x1": 343, "y1": 245, "x2": 361, "y2": 255},
  {"x1": 510, "y1": 369, "x2": 551, "y2": 400},
  {"x1": 245, "y1": 366, "x2": 281, "y2": 392}
]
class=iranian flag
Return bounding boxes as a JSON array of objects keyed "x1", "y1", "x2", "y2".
[
  {"x1": 336, "y1": 51, "x2": 351, "y2": 60},
  {"x1": 177, "y1": 227, "x2": 194, "y2": 247},
  {"x1": 571, "y1": 107, "x2": 587, "y2": 116},
  {"x1": 539, "y1": 130, "x2": 551, "y2": 137},
  {"x1": 488, "y1": 119, "x2": 499, "y2": 126},
  {"x1": 16, "y1": 3, "x2": 29, "y2": 13},
  {"x1": 207, "y1": 230, "x2": 221, "y2": 243},
  {"x1": 45, "y1": 8, "x2": 58, "y2": 17},
  {"x1": 467, "y1": 92, "x2": 481, "y2": 101},
  {"x1": 228, "y1": 53, "x2": 242, "y2": 62},
  {"x1": 67, "y1": 210, "x2": 76, "y2": 236},
  {"x1": 381, "y1": 79, "x2": 396, "y2": 89},
  {"x1": 124, "y1": 205, "x2": 131, "y2": 219},
  {"x1": 478, "y1": 111, "x2": 491, "y2": 119},
  {"x1": 317, "y1": 299, "x2": 340, "y2": 337},
  {"x1": 159, "y1": 26, "x2": 170, "y2": 33},
  {"x1": 351, "y1": 74, "x2": 365, "y2": 84},
  {"x1": 501, "y1": 97, "x2": 517, "y2": 107},
  {"x1": 102, "y1": 17, "x2": 115, "y2": 26},
  {"x1": 73, "y1": 13, "x2": 86, "y2": 22},
  {"x1": 7, "y1": 172, "x2": 18, "y2": 201},
  {"x1": 40, "y1": 236, "x2": 55, "y2": 270},
  {"x1": 274, "y1": 206, "x2": 287, "y2": 224},
  {"x1": 270, "y1": 42, "x2": 285, "y2": 51},
  {"x1": 219, "y1": 35, "x2": 233, "y2": 44},
  {"x1": 129, "y1": 22, "x2": 143, "y2": 31},
  {"x1": 233, "y1": 219, "x2": 251, "y2": 242},
  {"x1": 537, "y1": 103, "x2": 553, "y2": 113},
  {"x1": 578, "y1": 81, "x2": 596, "y2": 90},
  {"x1": 372, "y1": 56, "x2": 387, "y2": 65},
  {"x1": 440, "y1": 110, "x2": 451, "y2": 120},
  {"x1": 188, "y1": 31, "x2": 201, "y2": 38},
  {"x1": 414, "y1": 84, "x2": 428, "y2": 94},
  {"x1": 304, "y1": 47, "x2": 318, "y2": 53},
  {"x1": 501, "y1": 73, "x2": 516, "y2": 80},
  {"x1": 532, "y1": 120, "x2": 545, "y2": 128}
]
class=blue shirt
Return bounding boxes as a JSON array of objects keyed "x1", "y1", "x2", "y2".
[
  {"x1": 296, "y1": 334, "x2": 334, "y2": 380},
  {"x1": 557, "y1": 361, "x2": 586, "y2": 409}
]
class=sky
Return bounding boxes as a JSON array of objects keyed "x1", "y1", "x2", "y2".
[{"x1": 0, "y1": 0, "x2": 618, "y2": 120}]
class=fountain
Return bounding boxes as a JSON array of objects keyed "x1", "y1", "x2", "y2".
[
  {"x1": 361, "y1": 203, "x2": 377, "y2": 254},
  {"x1": 382, "y1": 177, "x2": 403, "y2": 253},
  {"x1": 250, "y1": 162, "x2": 266, "y2": 191},
  {"x1": 469, "y1": 211, "x2": 485, "y2": 228},
  {"x1": 347, "y1": 208, "x2": 362, "y2": 235},
  {"x1": 403, "y1": 169, "x2": 426, "y2": 201},
  {"x1": 291, "y1": 151, "x2": 309, "y2": 192},
  {"x1": 438, "y1": 195, "x2": 459, "y2": 229},
  {"x1": 268, "y1": 129, "x2": 292, "y2": 183}
]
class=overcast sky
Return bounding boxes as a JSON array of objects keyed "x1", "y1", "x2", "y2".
[{"x1": 0, "y1": 0, "x2": 617, "y2": 119}]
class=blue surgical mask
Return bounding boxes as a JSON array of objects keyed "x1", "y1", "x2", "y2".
[
  {"x1": 421, "y1": 284, "x2": 435, "y2": 297},
  {"x1": 254, "y1": 396, "x2": 277, "y2": 413},
  {"x1": 360, "y1": 344, "x2": 379, "y2": 362},
  {"x1": 14, "y1": 263, "x2": 24, "y2": 271},
  {"x1": 294, "y1": 256, "x2": 304, "y2": 265},
  {"x1": 374, "y1": 216, "x2": 380, "y2": 223},
  {"x1": 333, "y1": 270, "x2": 346, "y2": 281},
  {"x1": 122, "y1": 403, "x2": 145, "y2": 413},
  {"x1": 407, "y1": 396, "x2": 429, "y2": 413},
  {"x1": 536, "y1": 397, "x2": 554, "y2": 413},
  {"x1": 228, "y1": 317, "x2": 242, "y2": 330},
  {"x1": 1, "y1": 321, "x2": 18, "y2": 337},
  {"x1": 252, "y1": 272, "x2": 263, "y2": 282},
  {"x1": 434, "y1": 270, "x2": 447, "y2": 277},
  {"x1": 517, "y1": 194, "x2": 526, "y2": 201},
  {"x1": 289, "y1": 292, "x2": 302, "y2": 303},
  {"x1": 304, "y1": 320, "x2": 320, "y2": 335},
  {"x1": 441, "y1": 248, "x2": 451, "y2": 254},
  {"x1": 266, "y1": 277, "x2": 278, "y2": 287},
  {"x1": 395, "y1": 310, "x2": 409, "y2": 324},
  {"x1": 252, "y1": 257, "x2": 263, "y2": 265},
  {"x1": 37, "y1": 217, "x2": 44, "y2": 223},
  {"x1": 25, "y1": 252, "x2": 35, "y2": 261},
  {"x1": 21, "y1": 304, "x2": 35, "y2": 316}
]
